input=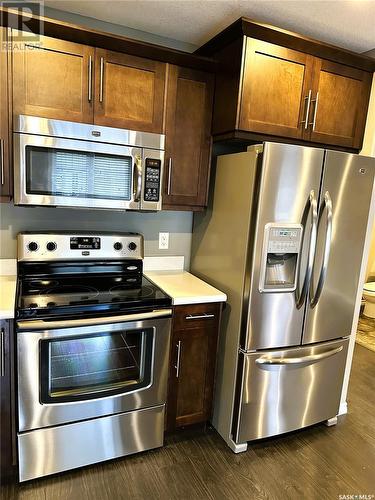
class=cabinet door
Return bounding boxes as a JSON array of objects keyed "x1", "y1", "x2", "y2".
[
  {"x1": 167, "y1": 303, "x2": 220, "y2": 430},
  {"x1": 308, "y1": 59, "x2": 372, "y2": 149},
  {"x1": 0, "y1": 28, "x2": 11, "y2": 200},
  {"x1": 0, "y1": 320, "x2": 14, "y2": 484},
  {"x1": 94, "y1": 49, "x2": 166, "y2": 133},
  {"x1": 163, "y1": 65, "x2": 214, "y2": 209},
  {"x1": 239, "y1": 38, "x2": 314, "y2": 139},
  {"x1": 13, "y1": 33, "x2": 94, "y2": 123}
]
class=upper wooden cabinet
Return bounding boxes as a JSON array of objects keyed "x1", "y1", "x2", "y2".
[
  {"x1": 163, "y1": 66, "x2": 214, "y2": 209},
  {"x1": 94, "y1": 49, "x2": 166, "y2": 132},
  {"x1": 239, "y1": 39, "x2": 313, "y2": 140},
  {"x1": 12, "y1": 35, "x2": 167, "y2": 134},
  {"x1": 0, "y1": 27, "x2": 11, "y2": 200},
  {"x1": 307, "y1": 59, "x2": 373, "y2": 149},
  {"x1": 13, "y1": 34, "x2": 95, "y2": 123},
  {"x1": 197, "y1": 18, "x2": 375, "y2": 151}
]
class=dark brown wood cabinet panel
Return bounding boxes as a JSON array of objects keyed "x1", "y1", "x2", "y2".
[
  {"x1": 172, "y1": 302, "x2": 220, "y2": 331},
  {"x1": 0, "y1": 320, "x2": 14, "y2": 484},
  {"x1": 308, "y1": 59, "x2": 372, "y2": 149},
  {"x1": 94, "y1": 49, "x2": 166, "y2": 133},
  {"x1": 163, "y1": 65, "x2": 214, "y2": 209},
  {"x1": 166, "y1": 303, "x2": 221, "y2": 431},
  {"x1": 0, "y1": 27, "x2": 11, "y2": 200},
  {"x1": 239, "y1": 38, "x2": 313, "y2": 139},
  {"x1": 12, "y1": 33, "x2": 94, "y2": 123}
]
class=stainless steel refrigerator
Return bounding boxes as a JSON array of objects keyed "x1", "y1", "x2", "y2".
[{"x1": 191, "y1": 142, "x2": 374, "y2": 453}]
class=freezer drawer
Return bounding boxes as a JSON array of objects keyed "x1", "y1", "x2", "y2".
[{"x1": 235, "y1": 338, "x2": 348, "y2": 443}]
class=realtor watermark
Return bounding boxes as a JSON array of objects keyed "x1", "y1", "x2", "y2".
[
  {"x1": 339, "y1": 495, "x2": 375, "y2": 500},
  {"x1": 1, "y1": 1, "x2": 44, "y2": 50}
]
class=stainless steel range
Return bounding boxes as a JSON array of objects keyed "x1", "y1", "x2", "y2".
[{"x1": 15, "y1": 232, "x2": 172, "y2": 482}]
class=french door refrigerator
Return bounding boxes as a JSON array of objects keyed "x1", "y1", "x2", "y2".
[{"x1": 191, "y1": 142, "x2": 374, "y2": 452}]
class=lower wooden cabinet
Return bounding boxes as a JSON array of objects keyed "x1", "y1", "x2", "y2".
[
  {"x1": 166, "y1": 303, "x2": 221, "y2": 431},
  {"x1": 0, "y1": 319, "x2": 14, "y2": 484}
]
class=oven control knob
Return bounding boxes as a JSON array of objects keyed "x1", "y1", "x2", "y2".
[
  {"x1": 46, "y1": 241, "x2": 57, "y2": 252},
  {"x1": 128, "y1": 242, "x2": 137, "y2": 251},
  {"x1": 113, "y1": 242, "x2": 123, "y2": 251},
  {"x1": 27, "y1": 241, "x2": 38, "y2": 252}
]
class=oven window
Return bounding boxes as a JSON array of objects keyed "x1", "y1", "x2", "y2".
[
  {"x1": 40, "y1": 328, "x2": 153, "y2": 403},
  {"x1": 26, "y1": 146, "x2": 133, "y2": 200}
]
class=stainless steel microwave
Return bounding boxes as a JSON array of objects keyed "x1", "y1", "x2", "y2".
[{"x1": 13, "y1": 115, "x2": 165, "y2": 211}]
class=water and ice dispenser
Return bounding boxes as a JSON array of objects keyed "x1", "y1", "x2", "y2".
[{"x1": 259, "y1": 223, "x2": 303, "y2": 292}]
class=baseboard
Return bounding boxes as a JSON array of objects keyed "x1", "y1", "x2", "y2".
[{"x1": 338, "y1": 401, "x2": 348, "y2": 416}]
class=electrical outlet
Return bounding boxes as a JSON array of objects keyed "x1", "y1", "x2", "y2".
[{"x1": 159, "y1": 232, "x2": 169, "y2": 250}]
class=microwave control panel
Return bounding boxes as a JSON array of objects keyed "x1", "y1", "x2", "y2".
[{"x1": 144, "y1": 158, "x2": 161, "y2": 202}]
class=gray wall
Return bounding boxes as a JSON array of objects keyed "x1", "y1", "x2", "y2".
[
  {"x1": 0, "y1": 204, "x2": 193, "y2": 267},
  {"x1": 0, "y1": 6, "x2": 195, "y2": 268}
]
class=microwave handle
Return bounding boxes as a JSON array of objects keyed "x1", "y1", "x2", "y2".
[{"x1": 134, "y1": 156, "x2": 142, "y2": 202}]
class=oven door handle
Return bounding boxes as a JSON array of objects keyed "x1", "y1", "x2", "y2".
[{"x1": 17, "y1": 309, "x2": 173, "y2": 331}]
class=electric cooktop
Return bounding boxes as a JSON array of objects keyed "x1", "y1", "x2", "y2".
[{"x1": 17, "y1": 275, "x2": 172, "y2": 319}]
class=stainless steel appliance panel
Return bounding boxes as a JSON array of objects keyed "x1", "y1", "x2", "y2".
[
  {"x1": 17, "y1": 232, "x2": 144, "y2": 262},
  {"x1": 18, "y1": 405, "x2": 165, "y2": 482},
  {"x1": 235, "y1": 338, "x2": 349, "y2": 443},
  {"x1": 303, "y1": 151, "x2": 375, "y2": 344},
  {"x1": 244, "y1": 143, "x2": 324, "y2": 350},
  {"x1": 14, "y1": 132, "x2": 143, "y2": 210},
  {"x1": 18, "y1": 313, "x2": 171, "y2": 431},
  {"x1": 14, "y1": 115, "x2": 165, "y2": 150}
]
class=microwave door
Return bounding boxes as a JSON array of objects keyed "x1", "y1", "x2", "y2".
[
  {"x1": 13, "y1": 133, "x2": 142, "y2": 211},
  {"x1": 141, "y1": 149, "x2": 164, "y2": 211}
]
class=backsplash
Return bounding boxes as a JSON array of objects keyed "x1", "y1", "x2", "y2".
[{"x1": 0, "y1": 203, "x2": 193, "y2": 268}]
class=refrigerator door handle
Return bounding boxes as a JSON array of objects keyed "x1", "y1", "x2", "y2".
[
  {"x1": 255, "y1": 345, "x2": 343, "y2": 365},
  {"x1": 310, "y1": 191, "x2": 333, "y2": 308},
  {"x1": 296, "y1": 190, "x2": 318, "y2": 308}
]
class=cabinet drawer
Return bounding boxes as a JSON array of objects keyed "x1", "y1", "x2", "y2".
[{"x1": 173, "y1": 303, "x2": 221, "y2": 331}]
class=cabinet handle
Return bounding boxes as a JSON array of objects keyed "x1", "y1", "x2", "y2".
[
  {"x1": 175, "y1": 340, "x2": 182, "y2": 378},
  {"x1": 0, "y1": 139, "x2": 4, "y2": 186},
  {"x1": 167, "y1": 158, "x2": 172, "y2": 195},
  {"x1": 99, "y1": 57, "x2": 104, "y2": 103},
  {"x1": 1, "y1": 328, "x2": 5, "y2": 377},
  {"x1": 88, "y1": 55, "x2": 93, "y2": 102},
  {"x1": 300, "y1": 90, "x2": 312, "y2": 130},
  {"x1": 185, "y1": 313, "x2": 215, "y2": 320},
  {"x1": 309, "y1": 92, "x2": 319, "y2": 131}
]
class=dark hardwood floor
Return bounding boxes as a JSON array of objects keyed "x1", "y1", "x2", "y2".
[{"x1": 2, "y1": 344, "x2": 374, "y2": 500}]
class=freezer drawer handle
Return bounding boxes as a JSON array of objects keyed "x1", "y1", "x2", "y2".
[
  {"x1": 185, "y1": 313, "x2": 215, "y2": 320},
  {"x1": 17, "y1": 309, "x2": 173, "y2": 331},
  {"x1": 310, "y1": 191, "x2": 333, "y2": 308},
  {"x1": 296, "y1": 190, "x2": 318, "y2": 308},
  {"x1": 255, "y1": 345, "x2": 343, "y2": 365}
]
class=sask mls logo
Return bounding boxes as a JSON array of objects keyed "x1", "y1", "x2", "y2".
[{"x1": 1, "y1": 1, "x2": 44, "y2": 45}]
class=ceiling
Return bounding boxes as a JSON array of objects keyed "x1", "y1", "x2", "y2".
[{"x1": 44, "y1": 0, "x2": 375, "y2": 54}]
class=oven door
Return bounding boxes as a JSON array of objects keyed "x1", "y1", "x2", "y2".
[
  {"x1": 13, "y1": 132, "x2": 143, "y2": 210},
  {"x1": 17, "y1": 310, "x2": 172, "y2": 432}
]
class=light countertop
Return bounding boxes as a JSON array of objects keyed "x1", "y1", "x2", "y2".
[
  {"x1": 0, "y1": 257, "x2": 226, "y2": 318},
  {"x1": 0, "y1": 259, "x2": 17, "y2": 320},
  {"x1": 145, "y1": 270, "x2": 227, "y2": 306}
]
